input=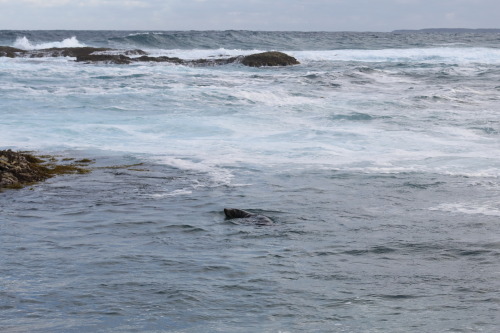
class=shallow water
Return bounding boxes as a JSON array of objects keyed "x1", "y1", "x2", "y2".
[{"x1": 1, "y1": 31, "x2": 500, "y2": 332}]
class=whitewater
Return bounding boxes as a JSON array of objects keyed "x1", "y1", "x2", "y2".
[{"x1": 1, "y1": 30, "x2": 499, "y2": 332}]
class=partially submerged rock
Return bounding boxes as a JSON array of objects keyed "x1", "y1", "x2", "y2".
[
  {"x1": 3, "y1": 47, "x2": 112, "y2": 58},
  {"x1": 76, "y1": 53, "x2": 240, "y2": 66},
  {"x1": 134, "y1": 55, "x2": 185, "y2": 64},
  {"x1": 36, "y1": 47, "x2": 112, "y2": 58},
  {"x1": 122, "y1": 49, "x2": 148, "y2": 56},
  {"x1": 76, "y1": 54, "x2": 133, "y2": 64},
  {"x1": 0, "y1": 45, "x2": 299, "y2": 67},
  {"x1": 0, "y1": 150, "x2": 92, "y2": 190},
  {"x1": 240, "y1": 51, "x2": 300, "y2": 67},
  {"x1": 0, "y1": 46, "x2": 25, "y2": 58}
]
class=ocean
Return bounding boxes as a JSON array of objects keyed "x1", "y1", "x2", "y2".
[{"x1": 1, "y1": 30, "x2": 499, "y2": 332}]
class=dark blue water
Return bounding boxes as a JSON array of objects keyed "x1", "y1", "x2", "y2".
[
  {"x1": 2, "y1": 29, "x2": 500, "y2": 50},
  {"x1": 1, "y1": 30, "x2": 500, "y2": 332}
]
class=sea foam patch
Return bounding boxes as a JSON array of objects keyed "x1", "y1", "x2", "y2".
[
  {"x1": 430, "y1": 202, "x2": 500, "y2": 217},
  {"x1": 291, "y1": 47, "x2": 500, "y2": 64}
]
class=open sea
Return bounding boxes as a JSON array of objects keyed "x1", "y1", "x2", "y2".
[{"x1": 1, "y1": 30, "x2": 499, "y2": 332}]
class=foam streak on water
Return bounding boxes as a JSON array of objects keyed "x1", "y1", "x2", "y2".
[{"x1": 1, "y1": 31, "x2": 500, "y2": 333}]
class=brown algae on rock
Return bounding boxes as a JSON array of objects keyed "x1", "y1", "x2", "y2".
[{"x1": 0, "y1": 150, "x2": 93, "y2": 190}]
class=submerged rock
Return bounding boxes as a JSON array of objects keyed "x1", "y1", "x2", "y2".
[
  {"x1": 240, "y1": 51, "x2": 300, "y2": 67},
  {"x1": 0, "y1": 150, "x2": 92, "y2": 190}
]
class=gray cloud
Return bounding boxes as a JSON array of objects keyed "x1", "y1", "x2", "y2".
[{"x1": 0, "y1": 0, "x2": 498, "y2": 31}]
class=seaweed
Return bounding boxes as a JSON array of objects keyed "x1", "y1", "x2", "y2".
[{"x1": 0, "y1": 150, "x2": 93, "y2": 191}]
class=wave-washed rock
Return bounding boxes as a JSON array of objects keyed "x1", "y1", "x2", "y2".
[
  {"x1": 0, "y1": 46, "x2": 25, "y2": 57},
  {"x1": 240, "y1": 51, "x2": 300, "y2": 67},
  {"x1": 0, "y1": 150, "x2": 92, "y2": 190},
  {"x1": 0, "y1": 46, "x2": 299, "y2": 67}
]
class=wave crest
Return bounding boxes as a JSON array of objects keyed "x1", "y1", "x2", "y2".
[{"x1": 13, "y1": 36, "x2": 86, "y2": 50}]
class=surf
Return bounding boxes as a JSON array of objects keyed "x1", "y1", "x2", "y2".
[{"x1": 13, "y1": 36, "x2": 86, "y2": 50}]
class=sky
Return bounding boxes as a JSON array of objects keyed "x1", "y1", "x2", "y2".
[{"x1": 0, "y1": 0, "x2": 499, "y2": 31}]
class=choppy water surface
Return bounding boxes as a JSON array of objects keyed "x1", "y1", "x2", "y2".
[{"x1": 1, "y1": 31, "x2": 500, "y2": 332}]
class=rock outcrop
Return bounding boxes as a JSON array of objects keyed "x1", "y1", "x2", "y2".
[
  {"x1": 0, "y1": 47, "x2": 113, "y2": 58},
  {"x1": 0, "y1": 46, "x2": 299, "y2": 67},
  {"x1": 240, "y1": 51, "x2": 300, "y2": 67},
  {"x1": 32, "y1": 47, "x2": 112, "y2": 58},
  {"x1": 76, "y1": 54, "x2": 133, "y2": 64},
  {"x1": 75, "y1": 54, "x2": 240, "y2": 66},
  {"x1": 0, "y1": 46, "x2": 25, "y2": 58},
  {"x1": 0, "y1": 150, "x2": 91, "y2": 190}
]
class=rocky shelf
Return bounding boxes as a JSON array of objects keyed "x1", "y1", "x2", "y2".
[{"x1": 0, "y1": 46, "x2": 299, "y2": 67}]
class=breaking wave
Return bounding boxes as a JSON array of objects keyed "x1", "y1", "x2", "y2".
[{"x1": 13, "y1": 36, "x2": 86, "y2": 50}]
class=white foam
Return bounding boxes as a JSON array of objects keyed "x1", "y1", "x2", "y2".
[
  {"x1": 290, "y1": 47, "x2": 500, "y2": 65},
  {"x1": 430, "y1": 203, "x2": 500, "y2": 217},
  {"x1": 232, "y1": 90, "x2": 318, "y2": 106},
  {"x1": 153, "y1": 156, "x2": 234, "y2": 187},
  {"x1": 145, "y1": 48, "x2": 261, "y2": 60},
  {"x1": 149, "y1": 189, "x2": 193, "y2": 198},
  {"x1": 2, "y1": 50, "x2": 499, "y2": 179},
  {"x1": 133, "y1": 47, "x2": 500, "y2": 65},
  {"x1": 13, "y1": 36, "x2": 86, "y2": 50}
]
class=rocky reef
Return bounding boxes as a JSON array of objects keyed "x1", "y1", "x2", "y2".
[
  {"x1": 75, "y1": 53, "x2": 134, "y2": 65},
  {"x1": 0, "y1": 46, "x2": 299, "y2": 67},
  {"x1": 0, "y1": 46, "x2": 110, "y2": 58},
  {"x1": 75, "y1": 53, "x2": 241, "y2": 66},
  {"x1": 0, "y1": 150, "x2": 92, "y2": 190}
]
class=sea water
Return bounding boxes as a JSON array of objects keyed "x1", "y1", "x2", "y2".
[{"x1": 0, "y1": 30, "x2": 499, "y2": 332}]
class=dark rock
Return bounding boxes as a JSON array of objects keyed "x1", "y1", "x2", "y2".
[
  {"x1": 240, "y1": 51, "x2": 300, "y2": 67},
  {"x1": 123, "y1": 49, "x2": 148, "y2": 56},
  {"x1": 0, "y1": 150, "x2": 46, "y2": 188},
  {"x1": 0, "y1": 45, "x2": 299, "y2": 68},
  {"x1": 0, "y1": 46, "x2": 111, "y2": 58},
  {"x1": 76, "y1": 54, "x2": 132, "y2": 64},
  {"x1": 0, "y1": 46, "x2": 26, "y2": 58},
  {"x1": 0, "y1": 46, "x2": 112, "y2": 58},
  {"x1": 134, "y1": 55, "x2": 185, "y2": 64},
  {"x1": 189, "y1": 56, "x2": 240, "y2": 66},
  {"x1": 33, "y1": 47, "x2": 112, "y2": 58},
  {"x1": 132, "y1": 56, "x2": 239, "y2": 66},
  {"x1": 0, "y1": 150, "x2": 91, "y2": 190},
  {"x1": 224, "y1": 208, "x2": 274, "y2": 225}
]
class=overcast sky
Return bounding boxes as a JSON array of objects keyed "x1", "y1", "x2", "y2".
[{"x1": 0, "y1": 0, "x2": 498, "y2": 31}]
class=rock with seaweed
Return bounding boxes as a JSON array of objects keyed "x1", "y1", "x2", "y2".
[{"x1": 0, "y1": 150, "x2": 92, "y2": 190}]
